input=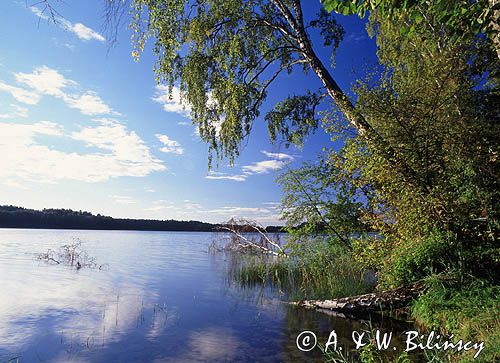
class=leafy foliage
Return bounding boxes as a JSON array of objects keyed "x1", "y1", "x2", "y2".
[
  {"x1": 321, "y1": 0, "x2": 497, "y2": 41},
  {"x1": 129, "y1": 0, "x2": 344, "y2": 166},
  {"x1": 279, "y1": 5, "x2": 499, "y2": 288}
]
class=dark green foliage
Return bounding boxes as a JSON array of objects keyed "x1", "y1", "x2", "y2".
[
  {"x1": 0, "y1": 205, "x2": 217, "y2": 231},
  {"x1": 266, "y1": 91, "x2": 323, "y2": 148},
  {"x1": 381, "y1": 229, "x2": 453, "y2": 287},
  {"x1": 309, "y1": 8, "x2": 344, "y2": 57}
]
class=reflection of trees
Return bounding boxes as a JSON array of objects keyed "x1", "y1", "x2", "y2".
[
  {"x1": 219, "y1": 250, "x2": 418, "y2": 361},
  {"x1": 279, "y1": 305, "x2": 418, "y2": 362}
]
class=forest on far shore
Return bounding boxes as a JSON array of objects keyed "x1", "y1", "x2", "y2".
[{"x1": 0, "y1": 205, "x2": 284, "y2": 232}]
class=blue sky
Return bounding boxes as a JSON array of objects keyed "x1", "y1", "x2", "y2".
[{"x1": 0, "y1": 1, "x2": 377, "y2": 224}]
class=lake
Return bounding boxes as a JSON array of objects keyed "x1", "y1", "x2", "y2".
[{"x1": 0, "y1": 229, "x2": 415, "y2": 362}]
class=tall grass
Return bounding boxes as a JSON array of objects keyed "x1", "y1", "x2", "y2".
[{"x1": 228, "y1": 237, "x2": 372, "y2": 300}]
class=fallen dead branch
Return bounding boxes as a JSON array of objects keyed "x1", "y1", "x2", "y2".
[
  {"x1": 292, "y1": 282, "x2": 425, "y2": 313},
  {"x1": 37, "y1": 239, "x2": 108, "y2": 270},
  {"x1": 209, "y1": 218, "x2": 287, "y2": 257}
]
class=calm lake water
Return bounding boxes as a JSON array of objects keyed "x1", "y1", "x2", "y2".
[{"x1": 0, "y1": 229, "x2": 415, "y2": 362}]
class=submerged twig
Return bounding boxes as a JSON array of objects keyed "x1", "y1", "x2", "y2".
[{"x1": 37, "y1": 239, "x2": 107, "y2": 270}]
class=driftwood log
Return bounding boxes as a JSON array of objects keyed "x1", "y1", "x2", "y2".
[{"x1": 293, "y1": 282, "x2": 424, "y2": 313}]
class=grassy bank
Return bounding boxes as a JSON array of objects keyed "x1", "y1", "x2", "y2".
[
  {"x1": 411, "y1": 275, "x2": 500, "y2": 362},
  {"x1": 228, "y1": 238, "x2": 499, "y2": 362}
]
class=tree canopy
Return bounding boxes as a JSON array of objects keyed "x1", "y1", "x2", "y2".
[
  {"x1": 279, "y1": 3, "x2": 499, "y2": 286},
  {"x1": 321, "y1": 0, "x2": 499, "y2": 57},
  {"x1": 123, "y1": 0, "x2": 424, "y2": 181}
]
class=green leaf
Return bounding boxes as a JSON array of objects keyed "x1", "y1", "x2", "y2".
[
  {"x1": 322, "y1": 0, "x2": 335, "y2": 12},
  {"x1": 349, "y1": 2, "x2": 358, "y2": 14}
]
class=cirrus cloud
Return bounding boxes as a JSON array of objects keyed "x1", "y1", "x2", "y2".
[
  {"x1": 0, "y1": 81, "x2": 40, "y2": 105},
  {"x1": 204, "y1": 150, "x2": 294, "y2": 182}
]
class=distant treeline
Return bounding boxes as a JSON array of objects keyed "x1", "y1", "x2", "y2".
[{"x1": 0, "y1": 205, "x2": 285, "y2": 232}]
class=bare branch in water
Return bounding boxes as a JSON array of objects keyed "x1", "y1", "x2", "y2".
[
  {"x1": 209, "y1": 218, "x2": 287, "y2": 257},
  {"x1": 37, "y1": 239, "x2": 108, "y2": 270}
]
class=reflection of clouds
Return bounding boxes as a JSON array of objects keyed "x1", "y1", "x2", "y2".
[
  {"x1": 155, "y1": 327, "x2": 244, "y2": 363},
  {"x1": 50, "y1": 353, "x2": 91, "y2": 363},
  {"x1": 189, "y1": 328, "x2": 240, "y2": 361},
  {"x1": 147, "y1": 305, "x2": 178, "y2": 340},
  {"x1": 57, "y1": 288, "x2": 154, "y2": 349},
  {"x1": 0, "y1": 256, "x2": 157, "y2": 355}
]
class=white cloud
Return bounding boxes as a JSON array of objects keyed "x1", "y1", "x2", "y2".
[
  {"x1": 205, "y1": 172, "x2": 247, "y2": 182},
  {"x1": 29, "y1": 6, "x2": 105, "y2": 42},
  {"x1": 183, "y1": 200, "x2": 203, "y2": 210},
  {"x1": 0, "y1": 81, "x2": 40, "y2": 105},
  {"x1": 143, "y1": 199, "x2": 176, "y2": 212},
  {"x1": 260, "y1": 150, "x2": 294, "y2": 160},
  {"x1": 15, "y1": 66, "x2": 75, "y2": 97},
  {"x1": 144, "y1": 205, "x2": 174, "y2": 212},
  {"x1": 156, "y1": 134, "x2": 184, "y2": 155},
  {"x1": 142, "y1": 199, "x2": 282, "y2": 225},
  {"x1": 206, "y1": 206, "x2": 271, "y2": 214},
  {"x1": 263, "y1": 202, "x2": 281, "y2": 206},
  {"x1": 109, "y1": 195, "x2": 137, "y2": 204},
  {"x1": 202, "y1": 205, "x2": 281, "y2": 225},
  {"x1": 64, "y1": 22, "x2": 105, "y2": 42},
  {"x1": 152, "y1": 85, "x2": 190, "y2": 116},
  {"x1": 242, "y1": 159, "x2": 287, "y2": 174},
  {"x1": 0, "y1": 66, "x2": 116, "y2": 116},
  {"x1": 28, "y1": 6, "x2": 50, "y2": 21},
  {"x1": 0, "y1": 120, "x2": 165, "y2": 185},
  {"x1": 0, "y1": 104, "x2": 29, "y2": 119},
  {"x1": 63, "y1": 92, "x2": 113, "y2": 115},
  {"x1": 205, "y1": 150, "x2": 292, "y2": 182},
  {"x1": 72, "y1": 120, "x2": 160, "y2": 167}
]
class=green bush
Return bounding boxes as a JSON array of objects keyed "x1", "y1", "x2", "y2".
[{"x1": 380, "y1": 230, "x2": 454, "y2": 288}]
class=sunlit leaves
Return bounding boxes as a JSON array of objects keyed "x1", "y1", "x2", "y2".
[
  {"x1": 320, "y1": 0, "x2": 497, "y2": 47},
  {"x1": 280, "y1": 5, "x2": 499, "y2": 286},
  {"x1": 129, "y1": 0, "x2": 343, "y2": 167}
]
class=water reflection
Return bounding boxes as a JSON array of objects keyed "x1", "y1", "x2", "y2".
[{"x1": 0, "y1": 229, "x2": 416, "y2": 362}]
